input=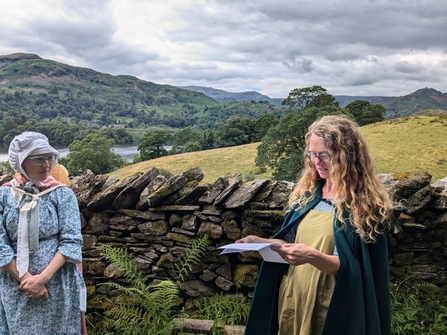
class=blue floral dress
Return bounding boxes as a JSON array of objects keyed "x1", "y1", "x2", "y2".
[{"x1": 0, "y1": 185, "x2": 85, "y2": 335}]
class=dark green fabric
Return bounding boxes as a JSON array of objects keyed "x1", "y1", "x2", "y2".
[{"x1": 244, "y1": 181, "x2": 394, "y2": 335}]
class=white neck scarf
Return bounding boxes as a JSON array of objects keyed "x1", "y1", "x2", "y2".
[{"x1": 11, "y1": 181, "x2": 65, "y2": 277}]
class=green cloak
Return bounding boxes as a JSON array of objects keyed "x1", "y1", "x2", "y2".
[{"x1": 244, "y1": 181, "x2": 394, "y2": 335}]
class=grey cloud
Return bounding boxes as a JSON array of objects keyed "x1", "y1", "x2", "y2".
[
  {"x1": 394, "y1": 61, "x2": 424, "y2": 74},
  {"x1": 282, "y1": 57, "x2": 314, "y2": 73}
]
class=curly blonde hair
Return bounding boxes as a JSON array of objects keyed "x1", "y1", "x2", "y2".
[{"x1": 289, "y1": 115, "x2": 394, "y2": 242}]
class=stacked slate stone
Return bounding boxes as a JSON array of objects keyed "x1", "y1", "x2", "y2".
[{"x1": 72, "y1": 167, "x2": 293, "y2": 299}]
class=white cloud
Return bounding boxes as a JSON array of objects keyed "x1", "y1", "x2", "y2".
[{"x1": 0, "y1": 0, "x2": 446, "y2": 97}]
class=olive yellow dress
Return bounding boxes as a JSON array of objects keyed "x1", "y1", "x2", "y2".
[{"x1": 277, "y1": 209, "x2": 336, "y2": 335}]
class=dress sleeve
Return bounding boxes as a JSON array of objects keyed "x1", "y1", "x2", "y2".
[
  {"x1": 55, "y1": 187, "x2": 83, "y2": 263},
  {"x1": 0, "y1": 189, "x2": 15, "y2": 267}
]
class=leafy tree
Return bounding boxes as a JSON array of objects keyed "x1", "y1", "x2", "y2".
[
  {"x1": 172, "y1": 126, "x2": 202, "y2": 153},
  {"x1": 183, "y1": 140, "x2": 202, "y2": 152},
  {"x1": 281, "y1": 85, "x2": 339, "y2": 111},
  {"x1": 361, "y1": 104, "x2": 387, "y2": 126},
  {"x1": 66, "y1": 134, "x2": 117, "y2": 175},
  {"x1": 138, "y1": 129, "x2": 172, "y2": 160},
  {"x1": 0, "y1": 161, "x2": 14, "y2": 176},
  {"x1": 345, "y1": 100, "x2": 386, "y2": 126},
  {"x1": 200, "y1": 129, "x2": 215, "y2": 150},
  {"x1": 256, "y1": 86, "x2": 348, "y2": 181},
  {"x1": 214, "y1": 116, "x2": 256, "y2": 148},
  {"x1": 253, "y1": 113, "x2": 279, "y2": 142}
]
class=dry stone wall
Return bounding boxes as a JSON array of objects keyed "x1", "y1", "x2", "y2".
[{"x1": 64, "y1": 169, "x2": 447, "y2": 301}]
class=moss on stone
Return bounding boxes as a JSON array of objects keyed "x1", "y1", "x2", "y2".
[
  {"x1": 169, "y1": 213, "x2": 182, "y2": 226},
  {"x1": 233, "y1": 264, "x2": 259, "y2": 289},
  {"x1": 392, "y1": 172, "x2": 413, "y2": 180},
  {"x1": 166, "y1": 232, "x2": 193, "y2": 244},
  {"x1": 156, "y1": 252, "x2": 176, "y2": 268}
]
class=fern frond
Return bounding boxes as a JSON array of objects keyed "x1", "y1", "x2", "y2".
[
  {"x1": 96, "y1": 244, "x2": 146, "y2": 286},
  {"x1": 148, "y1": 280, "x2": 179, "y2": 312},
  {"x1": 173, "y1": 234, "x2": 211, "y2": 284}
]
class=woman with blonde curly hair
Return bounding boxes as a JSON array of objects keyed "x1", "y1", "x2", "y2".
[{"x1": 237, "y1": 115, "x2": 398, "y2": 335}]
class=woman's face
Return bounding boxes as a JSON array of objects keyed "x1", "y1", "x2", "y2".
[
  {"x1": 308, "y1": 133, "x2": 332, "y2": 181},
  {"x1": 21, "y1": 153, "x2": 55, "y2": 181}
]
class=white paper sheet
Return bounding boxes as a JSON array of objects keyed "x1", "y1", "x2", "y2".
[{"x1": 217, "y1": 242, "x2": 288, "y2": 264}]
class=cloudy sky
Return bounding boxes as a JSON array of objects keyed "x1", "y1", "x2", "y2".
[{"x1": 0, "y1": 0, "x2": 446, "y2": 98}]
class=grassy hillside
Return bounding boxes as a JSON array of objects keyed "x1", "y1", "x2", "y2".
[
  {"x1": 0, "y1": 53, "x2": 283, "y2": 133},
  {"x1": 109, "y1": 115, "x2": 447, "y2": 184},
  {"x1": 361, "y1": 115, "x2": 447, "y2": 181},
  {"x1": 111, "y1": 142, "x2": 272, "y2": 184}
]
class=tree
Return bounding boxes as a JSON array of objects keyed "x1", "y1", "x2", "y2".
[
  {"x1": 138, "y1": 129, "x2": 172, "y2": 160},
  {"x1": 66, "y1": 134, "x2": 117, "y2": 175},
  {"x1": 253, "y1": 113, "x2": 279, "y2": 142},
  {"x1": 200, "y1": 129, "x2": 215, "y2": 150},
  {"x1": 281, "y1": 85, "x2": 338, "y2": 111},
  {"x1": 345, "y1": 100, "x2": 386, "y2": 126},
  {"x1": 361, "y1": 104, "x2": 386, "y2": 126},
  {"x1": 214, "y1": 116, "x2": 256, "y2": 148},
  {"x1": 256, "y1": 86, "x2": 348, "y2": 181},
  {"x1": 172, "y1": 127, "x2": 202, "y2": 153}
]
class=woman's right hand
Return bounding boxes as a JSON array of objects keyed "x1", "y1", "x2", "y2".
[
  {"x1": 235, "y1": 235, "x2": 261, "y2": 257},
  {"x1": 20, "y1": 274, "x2": 49, "y2": 300},
  {"x1": 236, "y1": 235, "x2": 261, "y2": 244}
]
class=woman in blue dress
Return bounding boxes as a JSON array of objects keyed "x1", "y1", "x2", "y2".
[{"x1": 0, "y1": 132, "x2": 85, "y2": 335}]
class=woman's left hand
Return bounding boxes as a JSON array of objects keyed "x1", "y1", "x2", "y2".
[
  {"x1": 270, "y1": 243, "x2": 312, "y2": 266},
  {"x1": 270, "y1": 243, "x2": 340, "y2": 275},
  {"x1": 19, "y1": 275, "x2": 49, "y2": 299}
]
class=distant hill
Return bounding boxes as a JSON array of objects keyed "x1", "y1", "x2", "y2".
[
  {"x1": 181, "y1": 85, "x2": 447, "y2": 119},
  {"x1": 180, "y1": 85, "x2": 284, "y2": 106},
  {"x1": 336, "y1": 88, "x2": 447, "y2": 118},
  {"x1": 0, "y1": 53, "x2": 282, "y2": 134}
]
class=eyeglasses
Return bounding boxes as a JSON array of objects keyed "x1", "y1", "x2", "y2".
[
  {"x1": 27, "y1": 154, "x2": 57, "y2": 166},
  {"x1": 305, "y1": 151, "x2": 331, "y2": 162}
]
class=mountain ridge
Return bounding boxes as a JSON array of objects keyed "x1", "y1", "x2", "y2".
[
  {"x1": 1, "y1": 52, "x2": 446, "y2": 123},
  {"x1": 180, "y1": 86, "x2": 447, "y2": 118}
]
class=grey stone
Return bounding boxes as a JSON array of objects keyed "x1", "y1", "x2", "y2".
[
  {"x1": 198, "y1": 176, "x2": 229, "y2": 205},
  {"x1": 88, "y1": 173, "x2": 139, "y2": 208},
  {"x1": 113, "y1": 167, "x2": 159, "y2": 209},
  {"x1": 84, "y1": 212, "x2": 110, "y2": 235},
  {"x1": 198, "y1": 222, "x2": 223, "y2": 239},
  {"x1": 138, "y1": 220, "x2": 169, "y2": 236},
  {"x1": 136, "y1": 175, "x2": 167, "y2": 210},
  {"x1": 224, "y1": 179, "x2": 269, "y2": 209},
  {"x1": 215, "y1": 276, "x2": 234, "y2": 291},
  {"x1": 214, "y1": 174, "x2": 243, "y2": 206},
  {"x1": 180, "y1": 280, "x2": 218, "y2": 297},
  {"x1": 147, "y1": 174, "x2": 189, "y2": 207},
  {"x1": 72, "y1": 169, "x2": 109, "y2": 207}
]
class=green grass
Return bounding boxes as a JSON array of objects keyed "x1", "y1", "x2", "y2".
[
  {"x1": 362, "y1": 115, "x2": 447, "y2": 181},
  {"x1": 110, "y1": 115, "x2": 447, "y2": 184},
  {"x1": 111, "y1": 142, "x2": 272, "y2": 184}
]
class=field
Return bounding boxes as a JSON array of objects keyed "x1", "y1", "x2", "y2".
[{"x1": 110, "y1": 115, "x2": 447, "y2": 184}]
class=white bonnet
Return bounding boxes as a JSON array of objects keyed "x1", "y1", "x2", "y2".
[{"x1": 8, "y1": 132, "x2": 60, "y2": 178}]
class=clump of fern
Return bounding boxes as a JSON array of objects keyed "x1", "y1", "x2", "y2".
[
  {"x1": 192, "y1": 292, "x2": 251, "y2": 329},
  {"x1": 92, "y1": 234, "x2": 211, "y2": 335}
]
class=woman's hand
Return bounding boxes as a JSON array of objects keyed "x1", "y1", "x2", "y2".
[
  {"x1": 20, "y1": 274, "x2": 49, "y2": 300},
  {"x1": 235, "y1": 235, "x2": 262, "y2": 257},
  {"x1": 270, "y1": 243, "x2": 340, "y2": 275},
  {"x1": 235, "y1": 236, "x2": 287, "y2": 257},
  {"x1": 270, "y1": 243, "x2": 312, "y2": 266}
]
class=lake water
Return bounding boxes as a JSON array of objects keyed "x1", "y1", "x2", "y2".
[{"x1": 0, "y1": 144, "x2": 172, "y2": 162}]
